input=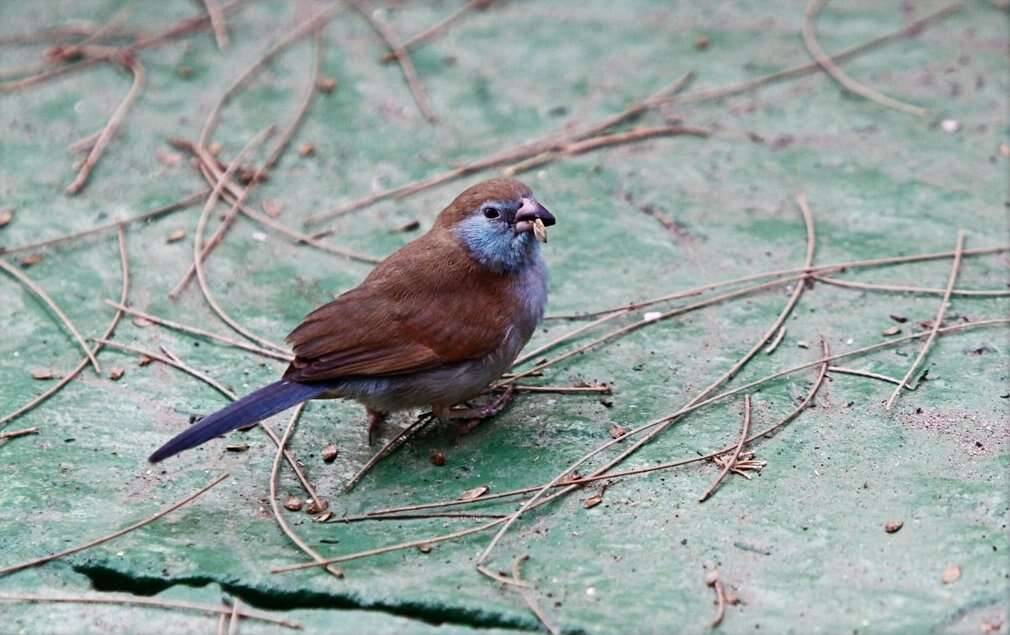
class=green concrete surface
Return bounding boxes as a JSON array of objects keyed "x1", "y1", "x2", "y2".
[{"x1": 1, "y1": 1, "x2": 1008, "y2": 633}]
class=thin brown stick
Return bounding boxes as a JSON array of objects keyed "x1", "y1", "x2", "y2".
[
  {"x1": 765, "y1": 326, "x2": 786, "y2": 354},
  {"x1": 274, "y1": 318, "x2": 1009, "y2": 573},
  {"x1": 547, "y1": 245, "x2": 1007, "y2": 321},
  {"x1": 812, "y1": 274, "x2": 1009, "y2": 297},
  {"x1": 0, "y1": 427, "x2": 39, "y2": 442},
  {"x1": 0, "y1": 473, "x2": 229, "y2": 577},
  {"x1": 476, "y1": 191, "x2": 816, "y2": 571},
  {"x1": 0, "y1": 228, "x2": 129, "y2": 429},
  {"x1": 512, "y1": 555, "x2": 560, "y2": 635},
  {"x1": 512, "y1": 310, "x2": 634, "y2": 366},
  {"x1": 698, "y1": 396, "x2": 751, "y2": 502},
  {"x1": 380, "y1": 0, "x2": 494, "y2": 63},
  {"x1": 351, "y1": 0, "x2": 437, "y2": 122},
  {"x1": 203, "y1": 0, "x2": 230, "y2": 49},
  {"x1": 0, "y1": 259, "x2": 101, "y2": 373},
  {"x1": 0, "y1": 192, "x2": 206, "y2": 257},
  {"x1": 270, "y1": 405, "x2": 345, "y2": 578},
  {"x1": 708, "y1": 575, "x2": 727, "y2": 629},
  {"x1": 327, "y1": 511, "x2": 507, "y2": 523},
  {"x1": 217, "y1": 611, "x2": 227, "y2": 635},
  {"x1": 828, "y1": 366, "x2": 909, "y2": 388},
  {"x1": 264, "y1": 25, "x2": 324, "y2": 170},
  {"x1": 666, "y1": 3, "x2": 963, "y2": 107},
  {"x1": 70, "y1": 4, "x2": 133, "y2": 52},
  {"x1": 227, "y1": 598, "x2": 240, "y2": 635},
  {"x1": 503, "y1": 125, "x2": 709, "y2": 176},
  {"x1": 65, "y1": 51, "x2": 145, "y2": 195},
  {"x1": 802, "y1": 0, "x2": 926, "y2": 117},
  {"x1": 507, "y1": 384, "x2": 611, "y2": 394},
  {"x1": 345, "y1": 414, "x2": 436, "y2": 491},
  {"x1": 0, "y1": 592, "x2": 299, "y2": 629},
  {"x1": 885, "y1": 231, "x2": 965, "y2": 409},
  {"x1": 104, "y1": 301, "x2": 292, "y2": 362},
  {"x1": 192, "y1": 127, "x2": 289, "y2": 353}
]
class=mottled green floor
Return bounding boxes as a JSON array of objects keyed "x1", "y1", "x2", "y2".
[{"x1": 1, "y1": 1, "x2": 1008, "y2": 633}]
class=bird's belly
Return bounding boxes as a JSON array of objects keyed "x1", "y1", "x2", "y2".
[{"x1": 330, "y1": 328, "x2": 527, "y2": 413}]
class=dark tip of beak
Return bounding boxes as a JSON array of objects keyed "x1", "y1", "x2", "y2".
[{"x1": 515, "y1": 199, "x2": 555, "y2": 226}]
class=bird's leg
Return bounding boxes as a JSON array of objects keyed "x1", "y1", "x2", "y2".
[
  {"x1": 366, "y1": 408, "x2": 388, "y2": 446},
  {"x1": 434, "y1": 386, "x2": 516, "y2": 436}
]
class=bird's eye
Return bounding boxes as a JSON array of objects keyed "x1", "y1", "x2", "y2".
[{"x1": 483, "y1": 206, "x2": 500, "y2": 219}]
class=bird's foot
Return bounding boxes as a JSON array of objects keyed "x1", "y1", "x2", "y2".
[
  {"x1": 436, "y1": 386, "x2": 516, "y2": 436},
  {"x1": 366, "y1": 408, "x2": 388, "y2": 446}
]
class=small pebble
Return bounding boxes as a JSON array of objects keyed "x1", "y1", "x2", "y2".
[
  {"x1": 297, "y1": 143, "x2": 315, "y2": 157},
  {"x1": 430, "y1": 451, "x2": 446, "y2": 466},
  {"x1": 882, "y1": 326, "x2": 902, "y2": 336},
  {"x1": 694, "y1": 35, "x2": 710, "y2": 50},
  {"x1": 643, "y1": 311, "x2": 662, "y2": 322},
  {"x1": 459, "y1": 485, "x2": 489, "y2": 501},
  {"x1": 109, "y1": 368, "x2": 125, "y2": 381},
  {"x1": 941, "y1": 564, "x2": 961, "y2": 584},
  {"x1": 30, "y1": 369, "x2": 57, "y2": 380},
  {"x1": 167, "y1": 229, "x2": 186, "y2": 243},
  {"x1": 417, "y1": 543, "x2": 433, "y2": 554},
  {"x1": 283, "y1": 495, "x2": 302, "y2": 512},
  {"x1": 138, "y1": 355, "x2": 153, "y2": 366},
  {"x1": 884, "y1": 520, "x2": 904, "y2": 534},
  {"x1": 321, "y1": 443, "x2": 339, "y2": 463},
  {"x1": 0, "y1": 209, "x2": 13, "y2": 227},
  {"x1": 609, "y1": 424, "x2": 627, "y2": 439},
  {"x1": 316, "y1": 77, "x2": 337, "y2": 93},
  {"x1": 307, "y1": 498, "x2": 329, "y2": 515},
  {"x1": 20, "y1": 254, "x2": 43, "y2": 267}
]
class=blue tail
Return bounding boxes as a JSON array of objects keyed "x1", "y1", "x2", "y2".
[{"x1": 149, "y1": 380, "x2": 327, "y2": 463}]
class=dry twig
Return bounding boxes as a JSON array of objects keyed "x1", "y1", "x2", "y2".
[
  {"x1": 512, "y1": 555, "x2": 560, "y2": 635},
  {"x1": 802, "y1": 0, "x2": 926, "y2": 117},
  {"x1": 380, "y1": 0, "x2": 494, "y2": 63},
  {"x1": 0, "y1": 592, "x2": 298, "y2": 629},
  {"x1": 812, "y1": 274, "x2": 1008, "y2": 297},
  {"x1": 0, "y1": 259, "x2": 101, "y2": 373},
  {"x1": 202, "y1": 0, "x2": 230, "y2": 50},
  {"x1": 350, "y1": 0, "x2": 437, "y2": 122},
  {"x1": 0, "y1": 427, "x2": 39, "y2": 442},
  {"x1": 345, "y1": 414, "x2": 436, "y2": 491},
  {"x1": 698, "y1": 395, "x2": 752, "y2": 502},
  {"x1": 885, "y1": 231, "x2": 965, "y2": 409}
]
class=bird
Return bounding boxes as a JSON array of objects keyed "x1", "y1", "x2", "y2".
[{"x1": 149, "y1": 178, "x2": 556, "y2": 463}]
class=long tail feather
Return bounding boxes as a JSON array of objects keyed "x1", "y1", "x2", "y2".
[{"x1": 149, "y1": 380, "x2": 326, "y2": 463}]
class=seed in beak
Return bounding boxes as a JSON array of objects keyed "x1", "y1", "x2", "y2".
[{"x1": 533, "y1": 218, "x2": 548, "y2": 243}]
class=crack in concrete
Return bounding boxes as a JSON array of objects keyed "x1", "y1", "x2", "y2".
[{"x1": 72, "y1": 562, "x2": 542, "y2": 632}]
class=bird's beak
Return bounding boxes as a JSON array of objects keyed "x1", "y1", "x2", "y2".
[{"x1": 514, "y1": 198, "x2": 555, "y2": 234}]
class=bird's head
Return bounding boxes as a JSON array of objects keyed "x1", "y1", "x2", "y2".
[{"x1": 438, "y1": 178, "x2": 556, "y2": 273}]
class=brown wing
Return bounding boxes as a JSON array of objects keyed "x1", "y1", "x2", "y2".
[{"x1": 283, "y1": 231, "x2": 517, "y2": 382}]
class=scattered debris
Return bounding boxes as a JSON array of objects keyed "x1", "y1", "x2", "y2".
[
  {"x1": 884, "y1": 520, "x2": 904, "y2": 534},
  {"x1": 583, "y1": 488, "x2": 605, "y2": 509},
  {"x1": 167, "y1": 229, "x2": 186, "y2": 243},
  {"x1": 390, "y1": 219, "x2": 421, "y2": 233},
  {"x1": 297, "y1": 143, "x2": 315, "y2": 157},
  {"x1": 316, "y1": 76, "x2": 337, "y2": 93},
  {"x1": 306, "y1": 498, "x2": 329, "y2": 515},
  {"x1": 797, "y1": 340, "x2": 810, "y2": 349},
  {"x1": 890, "y1": 314, "x2": 908, "y2": 323},
  {"x1": 30, "y1": 369, "x2": 57, "y2": 380},
  {"x1": 713, "y1": 451, "x2": 766, "y2": 479},
  {"x1": 138, "y1": 354, "x2": 153, "y2": 367},
  {"x1": 155, "y1": 150, "x2": 182, "y2": 167},
  {"x1": 430, "y1": 451, "x2": 446, "y2": 466},
  {"x1": 882, "y1": 326, "x2": 902, "y2": 336},
  {"x1": 283, "y1": 495, "x2": 303, "y2": 512},
  {"x1": 417, "y1": 543, "x2": 433, "y2": 554},
  {"x1": 263, "y1": 199, "x2": 284, "y2": 218},
  {"x1": 694, "y1": 35, "x2": 710, "y2": 50},
  {"x1": 609, "y1": 424, "x2": 627, "y2": 439},
  {"x1": 940, "y1": 118, "x2": 961, "y2": 133},
  {"x1": 109, "y1": 368, "x2": 125, "y2": 381},
  {"x1": 132, "y1": 316, "x2": 154, "y2": 327},
  {"x1": 0, "y1": 209, "x2": 12, "y2": 227},
  {"x1": 321, "y1": 443, "x2": 339, "y2": 463},
  {"x1": 941, "y1": 564, "x2": 961, "y2": 584},
  {"x1": 176, "y1": 64, "x2": 193, "y2": 79},
  {"x1": 314, "y1": 511, "x2": 333, "y2": 522},
  {"x1": 19, "y1": 254, "x2": 43, "y2": 267},
  {"x1": 705, "y1": 569, "x2": 727, "y2": 628},
  {"x1": 459, "y1": 485, "x2": 489, "y2": 501},
  {"x1": 225, "y1": 443, "x2": 249, "y2": 453}
]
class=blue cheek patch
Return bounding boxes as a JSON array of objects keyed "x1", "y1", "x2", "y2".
[{"x1": 455, "y1": 215, "x2": 537, "y2": 273}]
